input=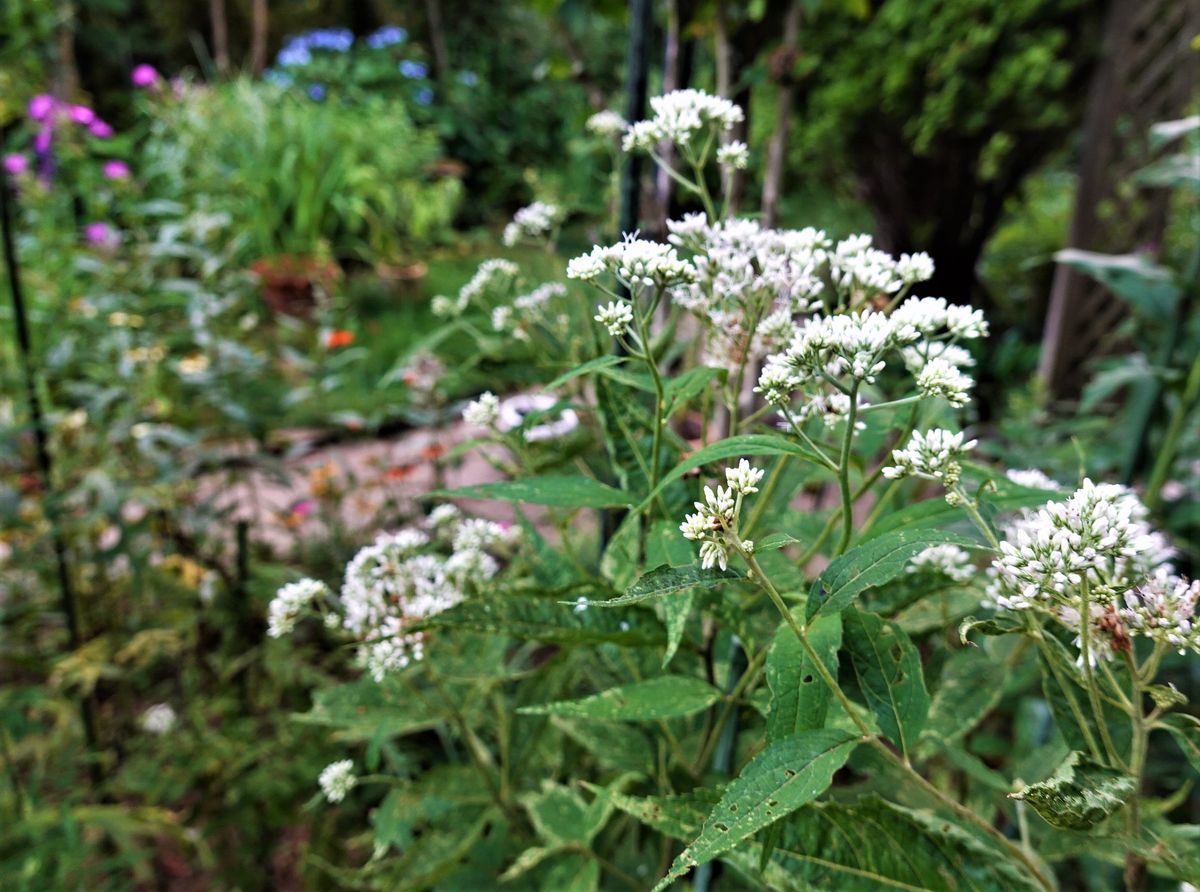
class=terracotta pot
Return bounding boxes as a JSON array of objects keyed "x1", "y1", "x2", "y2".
[{"x1": 251, "y1": 256, "x2": 341, "y2": 317}]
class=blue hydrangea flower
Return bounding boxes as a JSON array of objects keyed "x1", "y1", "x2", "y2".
[
  {"x1": 265, "y1": 70, "x2": 294, "y2": 87},
  {"x1": 367, "y1": 26, "x2": 407, "y2": 49},
  {"x1": 458, "y1": 70, "x2": 479, "y2": 87},
  {"x1": 399, "y1": 60, "x2": 428, "y2": 79},
  {"x1": 308, "y1": 84, "x2": 326, "y2": 101},
  {"x1": 305, "y1": 28, "x2": 354, "y2": 52},
  {"x1": 277, "y1": 42, "x2": 311, "y2": 67},
  {"x1": 416, "y1": 87, "x2": 434, "y2": 106}
]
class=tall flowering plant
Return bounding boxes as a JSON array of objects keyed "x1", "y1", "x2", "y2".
[{"x1": 269, "y1": 90, "x2": 1199, "y2": 888}]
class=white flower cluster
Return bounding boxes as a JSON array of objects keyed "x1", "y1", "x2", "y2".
[
  {"x1": 270, "y1": 513, "x2": 519, "y2": 681},
  {"x1": 908, "y1": 544, "x2": 975, "y2": 583},
  {"x1": 586, "y1": 110, "x2": 627, "y2": 137},
  {"x1": 568, "y1": 233, "x2": 696, "y2": 290},
  {"x1": 318, "y1": 759, "x2": 356, "y2": 803},
  {"x1": 882, "y1": 428, "x2": 977, "y2": 489},
  {"x1": 679, "y1": 460, "x2": 763, "y2": 571},
  {"x1": 915, "y1": 358, "x2": 974, "y2": 407},
  {"x1": 267, "y1": 577, "x2": 331, "y2": 638},
  {"x1": 496, "y1": 393, "x2": 579, "y2": 442},
  {"x1": 595, "y1": 300, "x2": 634, "y2": 337},
  {"x1": 463, "y1": 391, "x2": 500, "y2": 427},
  {"x1": 987, "y1": 480, "x2": 1195, "y2": 659},
  {"x1": 432, "y1": 259, "x2": 520, "y2": 318},
  {"x1": 716, "y1": 140, "x2": 749, "y2": 170},
  {"x1": 502, "y1": 202, "x2": 563, "y2": 247},
  {"x1": 622, "y1": 89, "x2": 744, "y2": 153},
  {"x1": 1005, "y1": 468, "x2": 1063, "y2": 491},
  {"x1": 140, "y1": 703, "x2": 177, "y2": 735}
]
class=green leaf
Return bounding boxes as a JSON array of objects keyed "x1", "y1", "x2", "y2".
[
  {"x1": 959, "y1": 614, "x2": 1024, "y2": 644},
  {"x1": 1160, "y1": 713, "x2": 1200, "y2": 775},
  {"x1": 653, "y1": 729, "x2": 859, "y2": 890},
  {"x1": 1011, "y1": 751, "x2": 1136, "y2": 830},
  {"x1": 864, "y1": 477, "x2": 1055, "y2": 541},
  {"x1": 590, "y1": 564, "x2": 741, "y2": 608},
  {"x1": 519, "y1": 676, "x2": 722, "y2": 722},
  {"x1": 760, "y1": 796, "x2": 1043, "y2": 890},
  {"x1": 767, "y1": 611, "x2": 841, "y2": 742},
  {"x1": 1038, "y1": 634, "x2": 1131, "y2": 757},
  {"x1": 920, "y1": 647, "x2": 1005, "y2": 747},
  {"x1": 807, "y1": 528, "x2": 980, "y2": 620},
  {"x1": 756, "y1": 532, "x2": 803, "y2": 552},
  {"x1": 542, "y1": 854, "x2": 600, "y2": 892},
  {"x1": 410, "y1": 596, "x2": 663, "y2": 646},
  {"x1": 602, "y1": 785, "x2": 722, "y2": 840},
  {"x1": 520, "y1": 781, "x2": 614, "y2": 846},
  {"x1": 296, "y1": 677, "x2": 439, "y2": 739},
  {"x1": 430, "y1": 475, "x2": 631, "y2": 508},
  {"x1": 634, "y1": 434, "x2": 825, "y2": 513},
  {"x1": 543, "y1": 355, "x2": 626, "y2": 390},
  {"x1": 664, "y1": 367, "x2": 725, "y2": 417},
  {"x1": 843, "y1": 608, "x2": 930, "y2": 759},
  {"x1": 1055, "y1": 249, "x2": 1180, "y2": 319},
  {"x1": 659, "y1": 591, "x2": 694, "y2": 668}
]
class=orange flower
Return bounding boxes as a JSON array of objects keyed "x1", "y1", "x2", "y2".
[
  {"x1": 386, "y1": 464, "x2": 417, "y2": 480},
  {"x1": 421, "y1": 443, "x2": 446, "y2": 461},
  {"x1": 325, "y1": 329, "x2": 355, "y2": 349}
]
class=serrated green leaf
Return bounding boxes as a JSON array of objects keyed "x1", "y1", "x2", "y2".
[
  {"x1": 603, "y1": 785, "x2": 722, "y2": 840},
  {"x1": 296, "y1": 676, "x2": 439, "y2": 739},
  {"x1": 410, "y1": 597, "x2": 662, "y2": 646},
  {"x1": 519, "y1": 676, "x2": 722, "y2": 721},
  {"x1": 541, "y1": 853, "x2": 600, "y2": 892},
  {"x1": 762, "y1": 796, "x2": 1043, "y2": 890},
  {"x1": 591, "y1": 564, "x2": 741, "y2": 608},
  {"x1": 755, "y1": 532, "x2": 803, "y2": 552},
  {"x1": 520, "y1": 781, "x2": 614, "y2": 846},
  {"x1": 843, "y1": 608, "x2": 930, "y2": 759},
  {"x1": 654, "y1": 729, "x2": 859, "y2": 890},
  {"x1": 1160, "y1": 713, "x2": 1200, "y2": 775},
  {"x1": 633, "y1": 434, "x2": 826, "y2": 513},
  {"x1": 664, "y1": 366, "x2": 725, "y2": 417},
  {"x1": 959, "y1": 614, "x2": 1024, "y2": 644},
  {"x1": 807, "y1": 528, "x2": 980, "y2": 620},
  {"x1": 767, "y1": 611, "x2": 841, "y2": 742},
  {"x1": 1012, "y1": 751, "x2": 1135, "y2": 830},
  {"x1": 431, "y1": 475, "x2": 631, "y2": 508},
  {"x1": 921, "y1": 647, "x2": 1005, "y2": 747},
  {"x1": 543, "y1": 355, "x2": 626, "y2": 390},
  {"x1": 659, "y1": 591, "x2": 694, "y2": 668}
]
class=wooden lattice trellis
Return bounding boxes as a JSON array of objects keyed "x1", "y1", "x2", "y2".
[{"x1": 1039, "y1": 0, "x2": 1200, "y2": 397}]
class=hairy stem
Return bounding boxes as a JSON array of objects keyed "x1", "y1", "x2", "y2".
[{"x1": 835, "y1": 383, "x2": 860, "y2": 555}]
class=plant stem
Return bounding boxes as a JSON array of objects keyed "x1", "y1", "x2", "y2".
[
  {"x1": 834, "y1": 383, "x2": 860, "y2": 555},
  {"x1": 633, "y1": 294, "x2": 666, "y2": 503},
  {"x1": 1123, "y1": 649, "x2": 1148, "y2": 891},
  {"x1": 1079, "y1": 578, "x2": 1125, "y2": 768},
  {"x1": 733, "y1": 542, "x2": 1054, "y2": 891}
]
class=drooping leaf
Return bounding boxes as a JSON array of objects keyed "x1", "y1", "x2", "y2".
[
  {"x1": 430, "y1": 475, "x2": 631, "y2": 508},
  {"x1": 543, "y1": 355, "x2": 627, "y2": 390},
  {"x1": 766, "y1": 611, "x2": 841, "y2": 742},
  {"x1": 653, "y1": 729, "x2": 859, "y2": 890},
  {"x1": 1011, "y1": 751, "x2": 1136, "y2": 831},
  {"x1": 807, "y1": 528, "x2": 980, "y2": 619},
  {"x1": 602, "y1": 785, "x2": 723, "y2": 840},
  {"x1": 590, "y1": 564, "x2": 741, "y2": 608},
  {"x1": 519, "y1": 676, "x2": 722, "y2": 722},
  {"x1": 761, "y1": 796, "x2": 1043, "y2": 890},
  {"x1": 410, "y1": 597, "x2": 663, "y2": 646},
  {"x1": 920, "y1": 647, "x2": 1006, "y2": 747},
  {"x1": 1055, "y1": 248, "x2": 1180, "y2": 319},
  {"x1": 634, "y1": 434, "x2": 826, "y2": 513},
  {"x1": 842, "y1": 608, "x2": 930, "y2": 759},
  {"x1": 1160, "y1": 713, "x2": 1200, "y2": 775}
]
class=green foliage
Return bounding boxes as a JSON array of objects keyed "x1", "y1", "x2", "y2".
[
  {"x1": 519, "y1": 676, "x2": 723, "y2": 721},
  {"x1": 1012, "y1": 751, "x2": 1137, "y2": 831}
]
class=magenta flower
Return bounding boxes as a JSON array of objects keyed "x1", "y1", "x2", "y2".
[
  {"x1": 103, "y1": 160, "x2": 131, "y2": 180},
  {"x1": 3, "y1": 154, "x2": 28, "y2": 176},
  {"x1": 83, "y1": 222, "x2": 119, "y2": 249},
  {"x1": 28, "y1": 94, "x2": 55, "y2": 121},
  {"x1": 69, "y1": 105, "x2": 96, "y2": 125},
  {"x1": 291, "y1": 499, "x2": 317, "y2": 518},
  {"x1": 131, "y1": 64, "x2": 160, "y2": 88},
  {"x1": 33, "y1": 128, "x2": 53, "y2": 154},
  {"x1": 89, "y1": 119, "x2": 114, "y2": 139}
]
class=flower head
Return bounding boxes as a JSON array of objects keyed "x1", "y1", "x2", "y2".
[
  {"x1": 3, "y1": 154, "x2": 28, "y2": 176},
  {"x1": 318, "y1": 759, "x2": 356, "y2": 803},
  {"x1": 267, "y1": 578, "x2": 331, "y2": 637},
  {"x1": 594, "y1": 300, "x2": 634, "y2": 337},
  {"x1": 141, "y1": 703, "x2": 177, "y2": 735},
  {"x1": 716, "y1": 140, "x2": 749, "y2": 170},
  {"x1": 463, "y1": 391, "x2": 500, "y2": 427},
  {"x1": 586, "y1": 110, "x2": 627, "y2": 137},
  {"x1": 623, "y1": 89, "x2": 744, "y2": 153},
  {"x1": 882, "y1": 428, "x2": 976, "y2": 488},
  {"x1": 502, "y1": 201, "x2": 563, "y2": 247},
  {"x1": 102, "y1": 159, "x2": 130, "y2": 180},
  {"x1": 131, "y1": 64, "x2": 161, "y2": 88}
]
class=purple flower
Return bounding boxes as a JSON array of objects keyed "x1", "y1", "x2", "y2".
[
  {"x1": 33, "y1": 128, "x2": 53, "y2": 154},
  {"x1": 416, "y1": 87, "x2": 433, "y2": 106},
  {"x1": 103, "y1": 160, "x2": 131, "y2": 180},
  {"x1": 83, "y1": 222, "x2": 119, "y2": 248},
  {"x1": 307, "y1": 83, "x2": 326, "y2": 101},
  {"x1": 28, "y1": 94, "x2": 55, "y2": 121},
  {"x1": 367, "y1": 26, "x2": 407, "y2": 49},
  {"x1": 3, "y1": 154, "x2": 28, "y2": 176},
  {"x1": 89, "y1": 119, "x2": 114, "y2": 139},
  {"x1": 69, "y1": 105, "x2": 96, "y2": 126},
  {"x1": 131, "y1": 64, "x2": 160, "y2": 88},
  {"x1": 399, "y1": 60, "x2": 428, "y2": 79}
]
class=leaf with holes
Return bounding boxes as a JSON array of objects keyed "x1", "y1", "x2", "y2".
[
  {"x1": 589, "y1": 564, "x2": 741, "y2": 608},
  {"x1": 842, "y1": 608, "x2": 930, "y2": 759},
  {"x1": 806, "y1": 528, "x2": 980, "y2": 620},
  {"x1": 652, "y1": 729, "x2": 859, "y2": 890},
  {"x1": 518, "y1": 676, "x2": 721, "y2": 722},
  {"x1": 1011, "y1": 751, "x2": 1135, "y2": 830},
  {"x1": 766, "y1": 611, "x2": 841, "y2": 742}
]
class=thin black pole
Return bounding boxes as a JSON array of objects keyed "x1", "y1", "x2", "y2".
[
  {"x1": 619, "y1": 0, "x2": 654, "y2": 239},
  {"x1": 1, "y1": 156, "x2": 99, "y2": 755}
]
